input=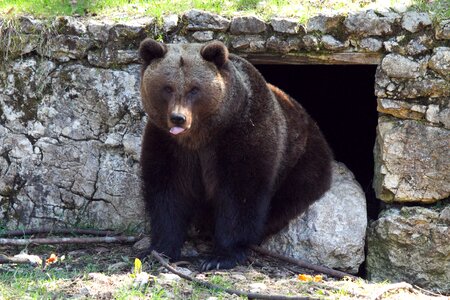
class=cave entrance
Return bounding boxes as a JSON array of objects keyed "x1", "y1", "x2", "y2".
[{"x1": 255, "y1": 64, "x2": 379, "y2": 220}]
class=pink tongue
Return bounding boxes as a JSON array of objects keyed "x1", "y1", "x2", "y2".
[{"x1": 170, "y1": 127, "x2": 185, "y2": 135}]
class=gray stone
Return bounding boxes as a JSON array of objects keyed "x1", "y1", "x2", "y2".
[
  {"x1": 38, "y1": 35, "x2": 92, "y2": 62},
  {"x1": 441, "y1": 206, "x2": 450, "y2": 222},
  {"x1": 374, "y1": 118, "x2": 450, "y2": 203},
  {"x1": 367, "y1": 204, "x2": 450, "y2": 293},
  {"x1": 401, "y1": 76, "x2": 450, "y2": 98},
  {"x1": 88, "y1": 48, "x2": 139, "y2": 67},
  {"x1": 375, "y1": 62, "x2": 448, "y2": 99},
  {"x1": 192, "y1": 31, "x2": 214, "y2": 42},
  {"x1": 133, "y1": 236, "x2": 151, "y2": 252},
  {"x1": 344, "y1": 10, "x2": 396, "y2": 37},
  {"x1": 168, "y1": 35, "x2": 189, "y2": 44},
  {"x1": 375, "y1": 72, "x2": 450, "y2": 99},
  {"x1": 1, "y1": 34, "x2": 41, "y2": 59},
  {"x1": 307, "y1": 13, "x2": 344, "y2": 34},
  {"x1": 381, "y1": 54, "x2": 426, "y2": 79},
  {"x1": 426, "y1": 104, "x2": 450, "y2": 129},
  {"x1": 19, "y1": 16, "x2": 43, "y2": 34},
  {"x1": 263, "y1": 162, "x2": 367, "y2": 274},
  {"x1": 0, "y1": 59, "x2": 146, "y2": 229},
  {"x1": 231, "y1": 35, "x2": 266, "y2": 52},
  {"x1": 266, "y1": 36, "x2": 299, "y2": 53},
  {"x1": 377, "y1": 98, "x2": 427, "y2": 121},
  {"x1": 87, "y1": 20, "x2": 113, "y2": 43},
  {"x1": 321, "y1": 35, "x2": 348, "y2": 51},
  {"x1": 428, "y1": 47, "x2": 450, "y2": 78},
  {"x1": 405, "y1": 36, "x2": 430, "y2": 56},
  {"x1": 109, "y1": 18, "x2": 154, "y2": 47},
  {"x1": 184, "y1": 9, "x2": 230, "y2": 31},
  {"x1": 162, "y1": 14, "x2": 178, "y2": 33},
  {"x1": 401, "y1": 11, "x2": 432, "y2": 33},
  {"x1": 302, "y1": 35, "x2": 319, "y2": 51},
  {"x1": 53, "y1": 16, "x2": 87, "y2": 36},
  {"x1": 383, "y1": 39, "x2": 401, "y2": 53},
  {"x1": 360, "y1": 38, "x2": 382, "y2": 52},
  {"x1": 435, "y1": 20, "x2": 450, "y2": 40},
  {"x1": 270, "y1": 17, "x2": 300, "y2": 34},
  {"x1": 230, "y1": 16, "x2": 266, "y2": 34}
]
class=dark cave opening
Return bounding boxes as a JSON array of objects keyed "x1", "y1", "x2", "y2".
[{"x1": 255, "y1": 64, "x2": 379, "y2": 221}]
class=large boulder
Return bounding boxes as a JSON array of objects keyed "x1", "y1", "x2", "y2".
[
  {"x1": 263, "y1": 162, "x2": 367, "y2": 274},
  {"x1": 374, "y1": 117, "x2": 450, "y2": 203},
  {"x1": 367, "y1": 203, "x2": 450, "y2": 293},
  {"x1": 0, "y1": 58, "x2": 146, "y2": 229}
]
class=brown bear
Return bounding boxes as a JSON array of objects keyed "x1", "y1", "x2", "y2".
[{"x1": 138, "y1": 38, "x2": 333, "y2": 271}]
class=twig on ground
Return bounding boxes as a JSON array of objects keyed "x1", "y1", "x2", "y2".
[
  {"x1": 250, "y1": 245, "x2": 357, "y2": 280},
  {"x1": 413, "y1": 285, "x2": 446, "y2": 297},
  {"x1": 0, "y1": 236, "x2": 139, "y2": 246},
  {"x1": 151, "y1": 250, "x2": 315, "y2": 300},
  {"x1": 371, "y1": 282, "x2": 416, "y2": 300},
  {"x1": 0, "y1": 228, "x2": 120, "y2": 237}
]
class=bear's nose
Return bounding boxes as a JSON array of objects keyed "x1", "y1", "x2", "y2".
[{"x1": 170, "y1": 112, "x2": 186, "y2": 125}]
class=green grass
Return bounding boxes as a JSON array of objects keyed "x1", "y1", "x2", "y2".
[
  {"x1": 0, "y1": 0, "x2": 448, "y2": 22},
  {"x1": 0, "y1": 264, "x2": 82, "y2": 299}
]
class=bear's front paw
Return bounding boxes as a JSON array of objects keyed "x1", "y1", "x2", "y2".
[{"x1": 200, "y1": 252, "x2": 247, "y2": 271}]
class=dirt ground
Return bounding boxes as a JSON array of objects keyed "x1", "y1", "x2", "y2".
[{"x1": 0, "y1": 242, "x2": 448, "y2": 300}]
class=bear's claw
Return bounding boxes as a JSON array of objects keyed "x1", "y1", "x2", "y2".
[
  {"x1": 200, "y1": 252, "x2": 247, "y2": 271},
  {"x1": 200, "y1": 256, "x2": 237, "y2": 271}
]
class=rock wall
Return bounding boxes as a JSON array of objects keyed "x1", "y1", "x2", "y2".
[
  {"x1": 0, "y1": 59, "x2": 146, "y2": 230},
  {"x1": 0, "y1": 8, "x2": 449, "y2": 289}
]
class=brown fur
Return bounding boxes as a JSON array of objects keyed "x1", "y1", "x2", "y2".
[{"x1": 138, "y1": 39, "x2": 333, "y2": 270}]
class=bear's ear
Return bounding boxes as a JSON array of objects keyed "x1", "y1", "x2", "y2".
[
  {"x1": 200, "y1": 41, "x2": 229, "y2": 68},
  {"x1": 139, "y1": 38, "x2": 167, "y2": 65}
]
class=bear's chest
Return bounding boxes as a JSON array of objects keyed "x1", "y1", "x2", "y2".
[{"x1": 197, "y1": 148, "x2": 219, "y2": 201}]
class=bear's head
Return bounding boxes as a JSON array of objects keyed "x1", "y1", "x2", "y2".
[{"x1": 139, "y1": 39, "x2": 236, "y2": 147}]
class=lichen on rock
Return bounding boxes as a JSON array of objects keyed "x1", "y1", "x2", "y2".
[
  {"x1": 367, "y1": 202, "x2": 450, "y2": 293},
  {"x1": 264, "y1": 162, "x2": 367, "y2": 274}
]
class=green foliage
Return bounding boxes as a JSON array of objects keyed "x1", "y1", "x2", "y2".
[
  {"x1": 413, "y1": 0, "x2": 450, "y2": 20},
  {"x1": 1, "y1": 0, "x2": 448, "y2": 22},
  {"x1": 0, "y1": 264, "x2": 78, "y2": 299},
  {"x1": 0, "y1": 0, "x2": 88, "y2": 17}
]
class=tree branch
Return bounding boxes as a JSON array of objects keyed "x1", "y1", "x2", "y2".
[
  {"x1": 0, "y1": 228, "x2": 120, "y2": 237},
  {"x1": 151, "y1": 250, "x2": 315, "y2": 300},
  {"x1": 0, "y1": 236, "x2": 139, "y2": 246},
  {"x1": 250, "y1": 245, "x2": 357, "y2": 280}
]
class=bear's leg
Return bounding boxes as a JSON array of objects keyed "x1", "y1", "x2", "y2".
[
  {"x1": 201, "y1": 187, "x2": 271, "y2": 271},
  {"x1": 145, "y1": 190, "x2": 193, "y2": 260},
  {"x1": 139, "y1": 126, "x2": 195, "y2": 261}
]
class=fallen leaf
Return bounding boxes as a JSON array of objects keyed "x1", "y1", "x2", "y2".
[
  {"x1": 313, "y1": 275, "x2": 323, "y2": 282},
  {"x1": 298, "y1": 274, "x2": 323, "y2": 282},
  {"x1": 134, "y1": 257, "x2": 142, "y2": 274},
  {"x1": 46, "y1": 253, "x2": 58, "y2": 265},
  {"x1": 298, "y1": 274, "x2": 313, "y2": 282}
]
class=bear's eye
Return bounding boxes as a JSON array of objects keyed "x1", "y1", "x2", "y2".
[
  {"x1": 163, "y1": 86, "x2": 173, "y2": 94},
  {"x1": 188, "y1": 87, "x2": 200, "y2": 96}
]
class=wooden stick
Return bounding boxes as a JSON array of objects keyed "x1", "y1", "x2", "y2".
[
  {"x1": 151, "y1": 250, "x2": 315, "y2": 300},
  {"x1": 0, "y1": 228, "x2": 119, "y2": 237},
  {"x1": 250, "y1": 245, "x2": 357, "y2": 280},
  {"x1": 0, "y1": 236, "x2": 138, "y2": 246}
]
